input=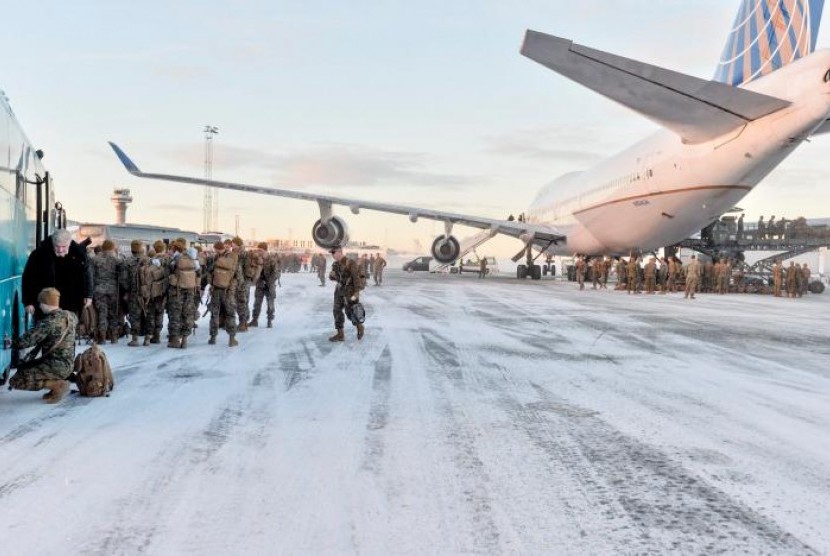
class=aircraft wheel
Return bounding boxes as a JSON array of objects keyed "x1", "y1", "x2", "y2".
[
  {"x1": 531, "y1": 265, "x2": 542, "y2": 280},
  {"x1": 517, "y1": 264, "x2": 528, "y2": 279}
]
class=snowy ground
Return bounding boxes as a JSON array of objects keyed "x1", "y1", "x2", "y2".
[{"x1": 2, "y1": 270, "x2": 829, "y2": 555}]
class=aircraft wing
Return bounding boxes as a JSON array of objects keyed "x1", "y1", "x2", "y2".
[
  {"x1": 108, "y1": 142, "x2": 566, "y2": 244},
  {"x1": 521, "y1": 30, "x2": 792, "y2": 144}
]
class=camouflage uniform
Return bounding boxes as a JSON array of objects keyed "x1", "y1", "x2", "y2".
[
  {"x1": 575, "y1": 257, "x2": 586, "y2": 290},
  {"x1": 684, "y1": 258, "x2": 700, "y2": 299},
  {"x1": 235, "y1": 249, "x2": 253, "y2": 330},
  {"x1": 10, "y1": 310, "x2": 78, "y2": 391},
  {"x1": 146, "y1": 255, "x2": 168, "y2": 343},
  {"x1": 91, "y1": 251, "x2": 122, "y2": 341},
  {"x1": 316, "y1": 254, "x2": 327, "y2": 286},
  {"x1": 331, "y1": 258, "x2": 362, "y2": 331},
  {"x1": 252, "y1": 252, "x2": 279, "y2": 325},
  {"x1": 373, "y1": 255, "x2": 386, "y2": 285},
  {"x1": 773, "y1": 261, "x2": 784, "y2": 297},
  {"x1": 122, "y1": 252, "x2": 149, "y2": 338},
  {"x1": 626, "y1": 258, "x2": 639, "y2": 294},
  {"x1": 166, "y1": 252, "x2": 199, "y2": 345},
  {"x1": 208, "y1": 251, "x2": 243, "y2": 341}
]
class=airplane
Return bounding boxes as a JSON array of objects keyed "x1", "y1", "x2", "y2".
[{"x1": 110, "y1": 0, "x2": 830, "y2": 280}]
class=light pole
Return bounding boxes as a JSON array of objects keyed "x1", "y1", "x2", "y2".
[{"x1": 202, "y1": 125, "x2": 219, "y2": 232}]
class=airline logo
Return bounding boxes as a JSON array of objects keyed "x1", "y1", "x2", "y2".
[{"x1": 714, "y1": 0, "x2": 825, "y2": 86}]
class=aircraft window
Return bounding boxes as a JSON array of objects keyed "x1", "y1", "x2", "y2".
[{"x1": 825, "y1": 69, "x2": 830, "y2": 83}]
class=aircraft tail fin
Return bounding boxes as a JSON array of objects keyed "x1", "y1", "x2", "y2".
[{"x1": 714, "y1": 0, "x2": 825, "y2": 86}]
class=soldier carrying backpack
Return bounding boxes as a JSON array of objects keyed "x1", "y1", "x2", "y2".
[
  {"x1": 166, "y1": 240, "x2": 199, "y2": 349},
  {"x1": 327, "y1": 246, "x2": 366, "y2": 343}
]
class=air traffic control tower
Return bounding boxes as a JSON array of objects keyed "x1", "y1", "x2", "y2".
[{"x1": 111, "y1": 188, "x2": 133, "y2": 225}]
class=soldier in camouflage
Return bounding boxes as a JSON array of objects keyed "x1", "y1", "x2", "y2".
[
  {"x1": 250, "y1": 242, "x2": 279, "y2": 328},
  {"x1": 92, "y1": 239, "x2": 123, "y2": 344},
  {"x1": 328, "y1": 246, "x2": 364, "y2": 342},
  {"x1": 122, "y1": 239, "x2": 148, "y2": 346},
  {"x1": 166, "y1": 240, "x2": 200, "y2": 348},
  {"x1": 232, "y1": 237, "x2": 253, "y2": 332},
  {"x1": 146, "y1": 240, "x2": 169, "y2": 344},
  {"x1": 207, "y1": 241, "x2": 243, "y2": 346},
  {"x1": 10, "y1": 288, "x2": 78, "y2": 403}
]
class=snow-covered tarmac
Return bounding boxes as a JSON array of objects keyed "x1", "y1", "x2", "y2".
[{"x1": 1, "y1": 270, "x2": 829, "y2": 554}]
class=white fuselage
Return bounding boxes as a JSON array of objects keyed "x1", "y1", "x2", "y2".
[{"x1": 528, "y1": 50, "x2": 830, "y2": 256}]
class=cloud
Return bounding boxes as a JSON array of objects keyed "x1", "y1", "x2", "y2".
[
  {"x1": 164, "y1": 142, "x2": 480, "y2": 189},
  {"x1": 484, "y1": 126, "x2": 605, "y2": 163}
]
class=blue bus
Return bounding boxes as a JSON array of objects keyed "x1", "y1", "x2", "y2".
[{"x1": 1, "y1": 90, "x2": 65, "y2": 384}]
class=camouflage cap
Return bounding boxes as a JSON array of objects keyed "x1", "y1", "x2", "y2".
[
  {"x1": 130, "y1": 239, "x2": 144, "y2": 254},
  {"x1": 214, "y1": 241, "x2": 226, "y2": 251},
  {"x1": 153, "y1": 240, "x2": 166, "y2": 253},
  {"x1": 257, "y1": 242, "x2": 268, "y2": 250},
  {"x1": 101, "y1": 239, "x2": 116, "y2": 252},
  {"x1": 232, "y1": 236, "x2": 244, "y2": 246}
]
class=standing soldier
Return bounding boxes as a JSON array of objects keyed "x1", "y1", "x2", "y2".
[
  {"x1": 666, "y1": 257, "x2": 676, "y2": 293},
  {"x1": 575, "y1": 256, "x2": 586, "y2": 290},
  {"x1": 207, "y1": 241, "x2": 242, "y2": 346},
  {"x1": 315, "y1": 253, "x2": 327, "y2": 287},
  {"x1": 703, "y1": 259, "x2": 714, "y2": 293},
  {"x1": 591, "y1": 258, "x2": 601, "y2": 289},
  {"x1": 92, "y1": 239, "x2": 122, "y2": 344},
  {"x1": 615, "y1": 258, "x2": 626, "y2": 290},
  {"x1": 328, "y1": 246, "x2": 365, "y2": 342},
  {"x1": 479, "y1": 256, "x2": 488, "y2": 279},
  {"x1": 122, "y1": 240, "x2": 149, "y2": 347},
  {"x1": 601, "y1": 256, "x2": 611, "y2": 289},
  {"x1": 250, "y1": 243, "x2": 279, "y2": 328},
  {"x1": 140, "y1": 246, "x2": 168, "y2": 345},
  {"x1": 232, "y1": 237, "x2": 253, "y2": 332},
  {"x1": 772, "y1": 259, "x2": 784, "y2": 297},
  {"x1": 737, "y1": 213, "x2": 744, "y2": 240},
  {"x1": 9, "y1": 288, "x2": 77, "y2": 403},
  {"x1": 733, "y1": 264, "x2": 745, "y2": 293},
  {"x1": 786, "y1": 261, "x2": 798, "y2": 298},
  {"x1": 801, "y1": 263, "x2": 811, "y2": 297},
  {"x1": 373, "y1": 252, "x2": 387, "y2": 285},
  {"x1": 684, "y1": 255, "x2": 700, "y2": 299},
  {"x1": 644, "y1": 257, "x2": 656, "y2": 294},
  {"x1": 626, "y1": 256, "x2": 639, "y2": 294},
  {"x1": 166, "y1": 240, "x2": 199, "y2": 348},
  {"x1": 757, "y1": 215, "x2": 765, "y2": 240}
]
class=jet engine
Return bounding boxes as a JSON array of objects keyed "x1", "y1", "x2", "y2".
[
  {"x1": 311, "y1": 216, "x2": 350, "y2": 249},
  {"x1": 431, "y1": 235, "x2": 460, "y2": 264}
]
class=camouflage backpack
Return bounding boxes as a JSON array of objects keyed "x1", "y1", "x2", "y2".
[
  {"x1": 244, "y1": 250, "x2": 264, "y2": 282},
  {"x1": 354, "y1": 261, "x2": 367, "y2": 291},
  {"x1": 77, "y1": 303, "x2": 98, "y2": 344},
  {"x1": 138, "y1": 260, "x2": 166, "y2": 300},
  {"x1": 73, "y1": 343, "x2": 114, "y2": 397}
]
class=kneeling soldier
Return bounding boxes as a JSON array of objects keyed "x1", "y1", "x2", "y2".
[{"x1": 10, "y1": 288, "x2": 78, "y2": 403}]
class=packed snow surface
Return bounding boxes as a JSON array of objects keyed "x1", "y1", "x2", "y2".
[{"x1": 1, "y1": 271, "x2": 829, "y2": 554}]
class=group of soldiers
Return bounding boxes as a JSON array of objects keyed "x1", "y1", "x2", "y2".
[
  {"x1": 88, "y1": 236, "x2": 284, "y2": 348},
  {"x1": 572, "y1": 254, "x2": 814, "y2": 297}
]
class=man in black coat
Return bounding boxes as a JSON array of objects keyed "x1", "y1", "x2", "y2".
[{"x1": 22, "y1": 229, "x2": 93, "y2": 318}]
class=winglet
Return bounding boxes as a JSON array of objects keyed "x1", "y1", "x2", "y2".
[{"x1": 108, "y1": 142, "x2": 141, "y2": 174}]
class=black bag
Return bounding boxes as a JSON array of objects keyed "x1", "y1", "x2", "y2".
[{"x1": 351, "y1": 302, "x2": 366, "y2": 324}]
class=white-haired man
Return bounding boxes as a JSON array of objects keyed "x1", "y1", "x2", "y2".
[{"x1": 22, "y1": 229, "x2": 92, "y2": 319}]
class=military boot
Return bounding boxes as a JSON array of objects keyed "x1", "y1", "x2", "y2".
[
  {"x1": 356, "y1": 323, "x2": 365, "y2": 340},
  {"x1": 143, "y1": 335, "x2": 152, "y2": 346},
  {"x1": 96, "y1": 330, "x2": 106, "y2": 344},
  {"x1": 42, "y1": 380, "x2": 70, "y2": 404},
  {"x1": 127, "y1": 334, "x2": 140, "y2": 347},
  {"x1": 248, "y1": 318, "x2": 258, "y2": 328},
  {"x1": 267, "y1": 318, "x2": 273, "y2": 328},
  {"x1": 109, "y1": 330, "x2": 119, "y2": 345},
  {"x1": 180, "y1": 336, "x2": 188, "y2": 349},
  {"x1": 229, "y1": 335, "x2": 239, "y2": 347},
  {"x1": 328, "y1": 329, "x2": 345, "y2": 342},
  {"x1": 208, "y1": 335, "x2": 217, "y2": 345},
  {"x1": 150, "y1": 331, "x2": 161, "y2": 344},
  {"x1": 238, "y1": 322, "x2": 248, "y2": 333},
  {"x1": 167, "y1": 336, "x2": 181, "y2": 349}
]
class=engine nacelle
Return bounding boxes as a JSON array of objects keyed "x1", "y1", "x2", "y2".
[
  {"x1": 431, "y1": 235, "x2": 460, "y2": 264},
  {"x1": 311, "y1": 216, "x2": 350, "y2": 249}
]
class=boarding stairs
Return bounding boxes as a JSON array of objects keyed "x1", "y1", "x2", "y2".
[{"x1": 431, "y1": 230, "x2": 495, "y2": 273}]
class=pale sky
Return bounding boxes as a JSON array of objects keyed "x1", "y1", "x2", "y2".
[{"x1": 3, "y1": 1, "x2": 829, "y2": 255}]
